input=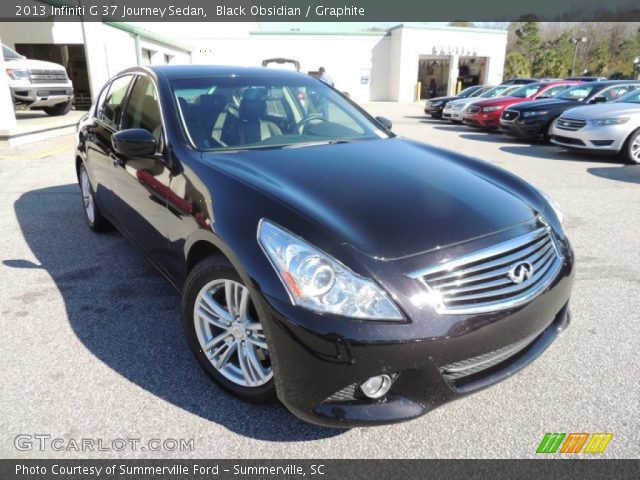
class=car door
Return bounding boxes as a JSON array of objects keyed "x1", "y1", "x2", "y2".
[
  {"x1": 108, "y1": 74, "x2": 173, "y2": 273},
  {"x1": 84, "y1": 74, "x2": 134, "y2": 214}
]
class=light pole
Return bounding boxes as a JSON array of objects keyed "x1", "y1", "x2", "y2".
[
  {"x1": 634, "y1": 57, "x2": 640, "y2": 80},
  {"x1": 570, "y1": 37, "x2": 587, "y2": 76}
]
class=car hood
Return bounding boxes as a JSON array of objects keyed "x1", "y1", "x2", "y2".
[
  {"x1": 5, "y1": 58, "x2": 67, "y2": 72},
  {"x1": 508, "y1": 98, "x2": 573, "y2": 111},
  {"x1": 203, "y1": 138, "x2": 538, "y2": 260},
  {"x1": 428, "y1": 96, "x2": 457, "y2": 104},
  {"x1": 561, "y1": 103, "x2": 640, "y2": 119}
]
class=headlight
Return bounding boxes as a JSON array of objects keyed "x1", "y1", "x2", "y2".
[
  {"x1": 539, "y1": 190, "x2": 563, "y2": 224},
  {"x1": 258, "y1": 219, "x2": 403, "y2": 320},
  {"x1": 589, "y1": 118, "x2": 629, "y2": 126},
  {"x1": 6, "y1": 68, "x2": 30, "y2": 80},
  {"x1": 482, "y1": 105, "x2": 504, "y2": 112},
  {"x1": 522, "y1": 110, "x2": 548, "y2": 118}
]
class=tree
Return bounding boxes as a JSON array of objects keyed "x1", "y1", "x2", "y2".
[
  {"x1": 516, "y1": 21, "x2": 542, "y2": 67},
  {"x1": 504, "y1": 52, "x2": 531, "y2": 79}
]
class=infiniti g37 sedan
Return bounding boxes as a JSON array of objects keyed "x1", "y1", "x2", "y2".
[{"x1": 74, "y1": 66, "x2": 574, "y2": 427}]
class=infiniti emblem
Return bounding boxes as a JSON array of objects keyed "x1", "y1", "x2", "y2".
[{"x1": 508, "y1": 262, "x2": 534, "y2": 284}]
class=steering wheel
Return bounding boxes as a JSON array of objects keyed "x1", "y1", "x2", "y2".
[{"x1": 294, "y1": 114, "x2": 325, "y2": 134}]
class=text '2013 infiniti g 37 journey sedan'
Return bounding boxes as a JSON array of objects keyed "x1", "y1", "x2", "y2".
[{"x1": 75, "y1": 66, "x2": 574, "y2": 427}]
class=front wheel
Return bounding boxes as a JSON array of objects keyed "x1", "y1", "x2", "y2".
[
  {"x1": 622, "y1": 128, "x2": 640, "y2": 164},
  {"x1": 43, "y1": 100, "x2": 72, "y2": 116},
  {"x1": 78, "y1": 164, "x2": 111, "y2": 232},
  {"x1": 182, "y1": 257, "x2": 276, "y2": 403}
]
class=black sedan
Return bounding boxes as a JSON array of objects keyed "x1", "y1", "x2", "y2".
[
  {"x1": 500, "y1": 80, "x2": 640, "y2": 141},
  {"x1": 424, "y1": 85, "x2": 486, "y2": 118},
  {"x1": 75, "y1": 65, "x2": 574, "y2": 427}
]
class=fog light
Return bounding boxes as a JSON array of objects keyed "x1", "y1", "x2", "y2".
[{"x1": 360, "y1": 374, "x2": 392, "y2": 399}]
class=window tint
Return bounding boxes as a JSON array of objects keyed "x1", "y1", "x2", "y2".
[
  {"x1": 558, "y1": 85, "x2": 595, "y2": 101},
  {"x1": 598, "y1": 85, "x2": 634, "y2": 101},
  {"x1": 510, "y1": 84, "x2": 543, "y2": 98},
  {"x1": 122, "y1": 76, "x2": 163, "y2": 145},
  {"x1": 540, "y1": 85, "x2": 570, "y2": 98},
  {"x1": 172, "y1": 76, "x2": 384, "y2": 151},
  {"x1": 98, "y1": 75, "x2": 133, "y2": 129},
  {"x1": 616, "y1": 89, "x2": 640, "y2": 104}
]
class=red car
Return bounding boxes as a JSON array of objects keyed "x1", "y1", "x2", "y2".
[{"x1": 463, "y1": 81, "x2": 581, "y2": 129}]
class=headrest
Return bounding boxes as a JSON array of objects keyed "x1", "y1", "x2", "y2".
[
  {"x1": 239, "y1": 98, "x2": 266, "y2": 121},
  {"x1": 196, "y1": 94, "x2": 227, "y2": 112}
]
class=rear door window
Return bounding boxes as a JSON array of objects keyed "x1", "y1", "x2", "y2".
[{"x1": 97, "y1": 75, "x2": 133, "y2": 130}]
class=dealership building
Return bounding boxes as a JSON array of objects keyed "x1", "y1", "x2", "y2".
[{"x1": 0, "y1": 20, "x2": 507, "y2": 133}]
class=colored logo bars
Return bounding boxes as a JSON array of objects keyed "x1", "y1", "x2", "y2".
[{"x1": 537, "y1": 433, "x2": 613, "y2": 454}]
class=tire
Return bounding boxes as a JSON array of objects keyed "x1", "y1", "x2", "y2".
[
  {"x1": 78, "y1": 164, "x2": 111, "y2": 232},
  {"x1": 43, "y1": 100, "x2": 72, "y2": 116},
  {"x1": 542, "y1": 120, "x2": 555, "y2": 144},
  {"x1": 622, "y1": 128, "x2": 640, "y2": 165},
  {"x1": 182, "y1": 256, "x2": 276, "y2": 403}
]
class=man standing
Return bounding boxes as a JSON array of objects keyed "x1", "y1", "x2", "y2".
[{"x1": 318, "y1": 67, "x2": 334, "y2": 87}]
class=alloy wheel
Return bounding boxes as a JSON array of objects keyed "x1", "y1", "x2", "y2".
[
  {"x1": 80, "y1": 169, "x2": 95, "y2": 224},
  {"x1": 631, "y1": 133, "x2": 640, "y2": 163},
  {"x1": 193, "y1": 279, "x2": 272, "y2": 387}
]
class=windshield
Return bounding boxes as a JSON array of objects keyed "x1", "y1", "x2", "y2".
[
  {"x1": 458, "y1": 86, "x2": 482, "y2": 98},
  {"x1": 557, "y1": 85, "x2": 597, "y2": 101},
  {"x1": 2, "y1": 44, "x2": 22, "y2": 61},
  {"x1": 615, "y1": 89, "x2": 640, "y2": 104},
  {"x1": 172, "y1": 76, "x2": 389, "y2": 151},
  {"x1": 479, "y1": 85, "x2": 513, "y2": 98},
  {"x1": 509, "y1": 84, "x2": 544, "y2": 98}
]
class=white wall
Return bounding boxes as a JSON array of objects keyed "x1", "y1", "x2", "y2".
[
  {"x1": 189, "y1": 32, "x2": 387, "y2": 103},
  {"x1": 0, "y1": 21, "x2": 191, "y2": 99},
  {"x1": 392, "y1": 26, "x2": 508, "y2": 102},
  {"x1": 0, "y1": 30, "x2": 16, "y2": 132}
]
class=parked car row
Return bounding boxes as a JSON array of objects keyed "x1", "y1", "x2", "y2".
[{"x1": 425, "y1": 79, "x2": 640, "y2": 164}]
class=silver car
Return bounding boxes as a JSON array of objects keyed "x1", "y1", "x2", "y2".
[
  {"x1": 443, "y1": 85, "x2": 520, "y2": 122},
  {"x1": 549, "y1": 89, "x2": 640, "y2": 164}
]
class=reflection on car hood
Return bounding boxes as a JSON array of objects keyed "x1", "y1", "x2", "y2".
[
  {"x1": 561, "y1": 103, "x2": 640, "y2": 119},
  {"x1": 203, "y1": 138, "x2": 537, "y2": 260},
  {"x1": 5, "y1": 58, "x2": 67, "y2": 72},
  {"x1": 508, "y1": 98, "x2": 572, "y2": 111}
]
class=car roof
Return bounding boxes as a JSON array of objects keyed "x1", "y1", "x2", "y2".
[
  {"x1": 145, "y1": 64, "x2": 309, "y2": 80},
  {"x1": 578, "y1": 79, "x2": 640, "y2": 86}
]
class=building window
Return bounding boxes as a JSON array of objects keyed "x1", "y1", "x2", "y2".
[
  {"x1": 141, "y1": 48, "x2": 153, "y2": 65},
  {"x1": 164, "y1": 53, "x2": 173, "y2": 64}
]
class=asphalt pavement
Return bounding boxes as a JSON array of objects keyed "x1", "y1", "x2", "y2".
[{"x1": 0, "y1": 103, "x2": 638, "y2": 458}]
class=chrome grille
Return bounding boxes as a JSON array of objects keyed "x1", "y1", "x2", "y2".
[
  {"x1": 501, "y1": 110, "x2": 519, "y2": 121},
  {"x1": 466, "y1": 105, "x2": 481, "y2": 114},
  {"x1": 407, "y1": 225, "x2": 563, "y2": 315},
  {"x1": 555, "y1": 117, "x2": 586, "y2": 131},
  {"x1": 29, "y1": 69, "x2": 67, "y2": 84},
  {"x1": 441, "y1": 331, "x2": 539, "y2": 383}
]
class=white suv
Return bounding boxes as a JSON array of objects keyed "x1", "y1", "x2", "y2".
[{"x1": 3, "y1": 44, "x2": 74, "y2": 116}]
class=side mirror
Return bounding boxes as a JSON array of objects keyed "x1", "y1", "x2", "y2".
[
  {"x1": 590, "y1": 96, "x2": 607, "y2": 104},
  {"x1": 376, "y1": 116, "x2": 393, "y2": 130},
  {"x1": 112, "y1": 129, "x2": 156, "y2": 157}
]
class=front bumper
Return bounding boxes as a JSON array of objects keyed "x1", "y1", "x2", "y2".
[
  {"x1": 549, "y1": 123, "x2": 626, "y2": 153},
  {"x1": 425, "y1": 104, "x2": 445, "y2": 117},
  {"x1": 10, "y1": 85, "x2": 74, "y2": 107},
  {"x1": 258, "y1": 233, "x2": 575, "y2": 427},
  {"x1": 442, "y1": 108, "x2": 464, "y2": 121},
  {"x1": 500, "y1": 118, "x2": 548, "y2": 138},
  {"x1": 463, "y1": 111, "x2": 502, "y2": 129}
]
